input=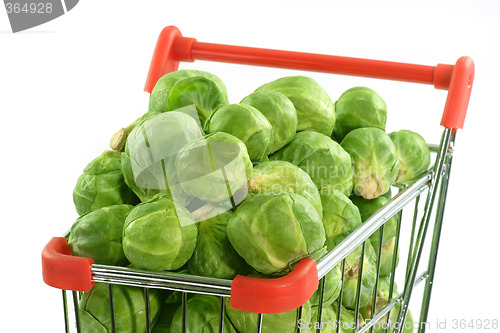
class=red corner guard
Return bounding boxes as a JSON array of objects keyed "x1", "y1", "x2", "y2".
[
  {"x1": 42, "y1": 237, "x2": 94, "y2": 292},
  {"x1": 440, "y1": 56, "x2": 475, "y2": 129},
  {"x1": 144, "y1": 26, "x2": 196, "y2": 93},
  {"x1": 230, "y1": 258, "x2": 319, "y2": 314}
]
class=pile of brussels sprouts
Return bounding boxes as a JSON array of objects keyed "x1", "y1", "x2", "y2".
[{"x1": 68, "y1": 69, "x2": 430, "y2": 332}]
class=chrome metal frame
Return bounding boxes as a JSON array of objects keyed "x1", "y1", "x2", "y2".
[{"x1": 59, "y1": 129, "x2": 455, "y2": 333}]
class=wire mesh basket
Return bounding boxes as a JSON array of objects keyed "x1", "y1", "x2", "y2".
[{"x1": 41, "y1": 26, "x2": 474, "y2": 333}]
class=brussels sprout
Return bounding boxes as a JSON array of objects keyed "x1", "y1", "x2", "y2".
[
  {"x1": 310, "y1": 262, "x2": 343, "y2": 307},
  {"x1": 148, "y1": 69, "x2": 201, "y2": 114},
  {"x1": 68, "y1": 204, "x2": 133, "y2": 266},
  {"x1": 319, "y1": 188, "x2": 362, "y2": 250},
  {"x1": 171, "y1": 295, "x2": 238, "y2": 333},
  {"x1": 152, "y1": 302, "x2": 178, "y2": 333},
  {"x1": 341, "y1": 240, "x2": 378, "y2": 310},
  {"x1": 187, "y1": 205, "x2": 250, "y2": 279},
  {"x1": 122, "y1": 193, "x2": 198, "y2": 271},
  {"x1": 376, "y1": 237, "x2": 399, "y2": 277},
  {"x1": 248, "y1": 160, "x2": 323, "y2": 218},
  {"x1": 227, "y1": 193, "x2": 326, "y2": 275},
  {"x1": 241, "y1": 91, "x2": 298, "y2": 152},
  {"x1": 332, "y1": 87, "x2": 387, "y2": 141},
  {"x1": 389, "y1": 130, "x2": 431, "y2": 185},
  {"x1": 175, "y1": 132, "x2": 252, "y2": 205},
  {"x1": 226, "y1": 298, "x2": 312, "y2": 333},
  {"x1": 121, "y1": 111, "x2": 203, "y2": 202},
  {"x1": 271, "y1": 131, "x2": 353, "y2": 196},
  {"x1": 303, "y1": 303, "x2": 360, "y2": 333},
  {"x1": 340, "y1": 128, "x2": 399, "y2": 200},
  {"x1": 79, "y1": 283, "x2": 162, "y2": 333},
  {"x1": 148, "y1": 69, "x2": 228, "y2": 118},
  {"x1": 255, "y1": 76, "x2": 336, "y2": 136},
  {"x1": 73, "y1": 150, "x2": 138, "y2": 215},
  {"x1": 360, "y1": 278, "x2": 414, "y2": 333},
  {"x1": 351, "y1": 195, "x2": 398, "y2": 246},
  {"x1": 205, "y1": 104, "x2": 274, "y2": 162},
  {"x1": 167, "y1": 75, "x2": 229, "y2": 125}
]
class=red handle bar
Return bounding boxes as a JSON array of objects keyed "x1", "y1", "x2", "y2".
[
  {"x1": 41, "y1": 237, "x2": 318, "y2": 313},
  {"x1": 144, "y1": 25, "x2": 474, "y2": 129}
]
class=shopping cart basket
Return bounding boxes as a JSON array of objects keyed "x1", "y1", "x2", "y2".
[{"x1": 41, "y1": 26, "x2": 474, "y2": 333}]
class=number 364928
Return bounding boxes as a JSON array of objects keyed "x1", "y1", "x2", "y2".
[{"x1": 5, "y1": 2, "x2": 53, "y2": 14}]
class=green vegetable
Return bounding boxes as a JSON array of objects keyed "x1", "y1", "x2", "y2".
[
  {"x1": 187, "y1": 205, "x2": 250, "y2": 279},
  {"x1": 309, "y1": 263, "x2": 343, "y2": 307},
  {"x1": 148, "y1": 70, "x2": 229, "y2": 123},
  {"x1": 227, "y1": 193, "x2": 326, "y2": 275},
  {"x1": 303, "y1": 303, "x2": 360, "y2": 333},
  {"x1": 332, "y1": 87, "x2": 387, "y2": 141},
  {"x1": 360, "y1": 277, "x2": 414, "y2": 333},
  {"x1": 389, "y1": 130, "x2": 431, "y2": 185},
  {"x1": 351, "y1": 195, "x2": 398, "y2": 246},
  {"x1": 376, "y1": 237, "x2": 399, "y2": 277},
  {"x1": 151, "y1": 302, "x2": 178, "y2": 333},
  {"x1": 248, "y1": 160, "x2": 323, "y2": 218},
  {"x1": 319, "y1": 188, "x2": 362, "y2": 250},
  {"x1": 121, "y1": 110, "x2": 203, "y2": 202},
  {"x1": 226, "y1": 298, "x2": 312, "y2": 333},
  {"x1": 175, "y1": 132, "x2": 252, "y2": 204},
  {"x1": 241, "y1": 91, "x2": 298, "y2": 152},
  {"x1": 204, "y1": 103, "x2": 274, "y2": 162},
  {"x1": 341, "y1": 240, "x2": 378, "y2": 310},
  {"x1": 73, "y1": 150, "x2": 138, "y2": 215},
  {"x1": 122, "y1": 193, "x2": 198, "y2": 271},
  {"x1": 79, "y1": 283, "x2": 162, "y2": 333},
  {"x1": 68, "y1": 204, "x2": 133, "y2": 266},
  {"x1": 170, "y1": 295, "x2": 238, "y2": 333},
  {"x1": 167, "y1": 75, "x2": 229, "y2": 125},
  {"x1": 148, "y1": 69, "x2": 200, "y2": 114},
  {"x1": 340, "y1": 127, "x2": 399, "y2": 199},
  {"x1": 351, "y1": 195, "x2": 400, "y2": 276},
  {"x1": 271, "y1": 131, "x2": 353, "y2": 196},
  {"x1": 255, "y1": 76, "x2": 336, "y2": 136}
]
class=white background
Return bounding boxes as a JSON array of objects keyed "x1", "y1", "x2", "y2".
[{"x1": 1, "y1": 0, "x2": 499, "y2": 331}]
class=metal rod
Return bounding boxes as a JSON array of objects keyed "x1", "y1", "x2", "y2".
[
  {"x1": 315, "y1": 276, "x2": 326, "y2": 333},
  {"x1": 218, "y1": 296, "x2": 225, "y2": 333},
  {"x1": 419, "y1": 134, "x2": 455, "y2": 331},
  {"x1": 336, "y1": 259, "x2": 346, "y2": 333},
  {"x1": 144, "y1": 288, "x2": 151, "y2": 333},
  {"x1": 405, "y1": 196, "x2": 421, "y2": 281},
  {"x1": 108, "y1": 284, "x2": 116, "y2": 333},
  {"x1": 386, "y1": 190, "x2": 405, "y2": 333},
  {"x1": 354, "y1": 242, "x2": 366, "y2": 330},
  {"x1": 395, "y1": 128, "x2": 453, "y2": 333},
  {"x1": 357, "y1": 296, "x2": 402, "y2": 333},
  {"x1": 72, "y1": 291, "x2": 81, "y2": 333},
  {"x1": 317, "y1": 173, "x2": 431, "y2": 279},
  {"x1": 357, "y1": 270, "x2": 428, "y2": 333},
  {"x1": 296, "y1": 305, "x2": 304, "y2": 333},
  {"x1": 182, "y1": 292, "x2": 187, "y2": 333},
  {"x1": 92, "y1": 265, "x2": 232, "y2": 296},
  {"x1": 256, "y1": 313, "x2": 263, "y2": 333},
  {"x1": 369, "y1": 225, "x2": 385, "y2": 333},
  {"x1": 62, "y1": 290, "x2": 70, "y2": 333}
]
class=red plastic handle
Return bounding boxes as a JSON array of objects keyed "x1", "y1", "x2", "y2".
[
  {"x1": 440, "y1": 56, "x2": 474, "y2": 129},
  {"x1": 230, "y1": 258, "x2": 318, "y2": 314},
  {"x1": 42, "y1": 237, "x2": 94, "y2": 292},
  {"x1": 144, "y1": 26, "x2": 474, "y2": 130}
]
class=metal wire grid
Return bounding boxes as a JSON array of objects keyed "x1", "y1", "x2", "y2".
[{"x1": 59, "y1": 128, "x2": 455, "y2": 333}]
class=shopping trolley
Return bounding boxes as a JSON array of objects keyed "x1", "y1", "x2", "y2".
[{"x1": 41, "y1": 26, "x2": 474, "y2": 333}]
